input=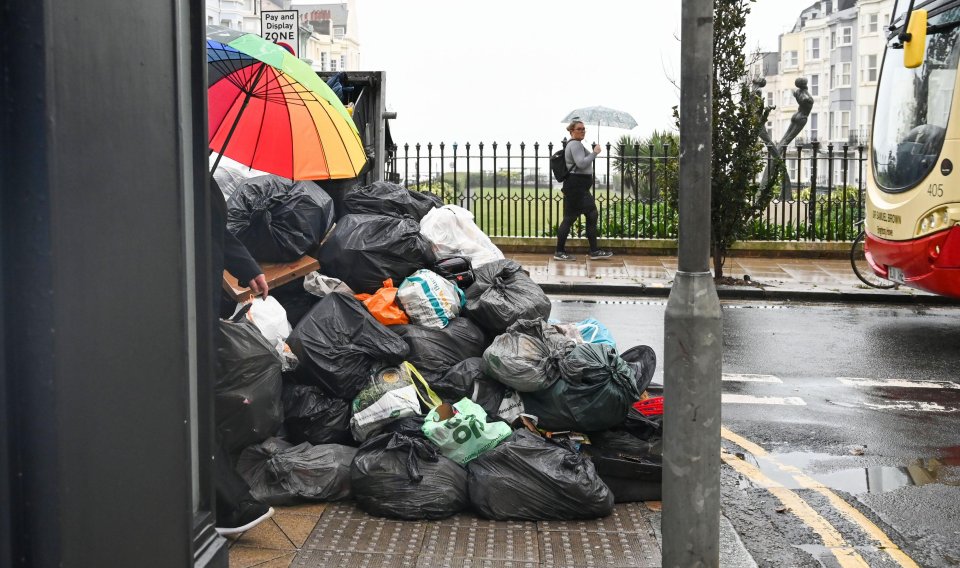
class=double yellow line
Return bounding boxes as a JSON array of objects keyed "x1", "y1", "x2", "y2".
[{"x1": 720, "y1": 426, "x2": 919, "y2": 568}]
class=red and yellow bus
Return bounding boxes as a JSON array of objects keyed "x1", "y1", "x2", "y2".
[{"x1": 866, "y1": 0, "x2": 960, "y2": 296}]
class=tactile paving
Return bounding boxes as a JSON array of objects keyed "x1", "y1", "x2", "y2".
[
  {"x1": 539, "y1": 529, "x2": 662, "y2": 568},
  {"x1": 414, "y1": 557, "x2": 539, "y2": 568},
  {"x1": 419, "y1": 525, "x2": 539, "y2": 563},
  {"x1": 319, "y1": 501, "x2": 395, "y2": 520},
  {"x1": 301, "y1": 516, "x2": 426, "y2": 556},
  {"x1": 427, "y1": 513, "x2": 537, "y2": 531},
  {"x1": 292, "y1": 550, "x2": 418, "y2": 568},
  {"x1": 537, "y1": 503, "x2": 656, "y2": 534}
]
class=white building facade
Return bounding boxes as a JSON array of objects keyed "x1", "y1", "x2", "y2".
[
  {"x1": 205, "y1": 0, "x2": 360, "y2": 73},
  {"x1": 757, "y1": 0, "x2": 894, "y2": 188}
]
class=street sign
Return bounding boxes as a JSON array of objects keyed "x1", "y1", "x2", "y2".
[{"x1": 261, "y1": 10, "x2": 299, "y2": 56}]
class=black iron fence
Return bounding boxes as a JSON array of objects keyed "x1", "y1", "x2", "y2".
[{"x1": 387, "y1": 140, "x2": 869, "y2": 242}]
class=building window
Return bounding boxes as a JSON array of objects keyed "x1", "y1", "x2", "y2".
[
  {"x1": 840, "y1": 62, "x2": 851, "y2": 87},
  {"x1": 783, "y1": 50, "x2": 799, "y2": 69},
  {"x1": 861, "y1": 13, "x2": 879, "y2": 35},
  {"x1": 340, "y1": 55, "x2": 346, "y2": 70},
  {"x1": 830, "y1": 65, "x2": 835, "y2": 89},
  {"x1": 835, "y1": 111, "x2": 850, "y2": 140},
  {"x1": 806, "y1": 37, "x2": 820, "y2": 60},
  {"x1": 860, "y1": 54, "x2": 878, "y2": 82},
  {"x1": 331, "y1": 58, "x2": 337, "y2": 71},
  {"x1": 320, "y1": 52, "x2": 327, "y2": 71},
  {"x1": 840, "y1": 26, "x2": 852, "y2": 45},
  {"x1": 782, "y1": 89, "x2": 793, "y2": 107},
  {"x1": 810, "y1": 113, "x2": 819, "y2": 141},
  {"x1": 766, "y1": 92, "x2": 774, "y2": 107},
  {"x1": 809, "y1": 74, "x2": 819, "y2": 96},
  {"x1": 334, "y1": 26, "x2": 345, "y2": 39},
  {"x1": 859, "y1": 105, "x2": 874, "y2": 138},
  {"x1": 830, "y1": 30, "x2": 836, "y2": 49}
]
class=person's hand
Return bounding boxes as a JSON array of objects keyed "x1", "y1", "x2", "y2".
[
  {"x1": 248, "y1": 274, "x2": 269, "y2": 299},
  {"x1": 592, "y1": 143, "x2": 602, "y2": 156}
]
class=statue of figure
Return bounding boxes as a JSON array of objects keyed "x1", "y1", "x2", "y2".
[
  {"x1": 752, "y1": 78, "x2": 777, "y2": 150},
  {"x1": 755, "y1": 77, "x2": 814, "y2": 198},
  {"x1": 777, "y1": 77, "x2": 814, "y2": 149}
]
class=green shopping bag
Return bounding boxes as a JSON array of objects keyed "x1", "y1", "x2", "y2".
[{"x1": 422, "y1": 397, "x2": 512, "y2": 465}]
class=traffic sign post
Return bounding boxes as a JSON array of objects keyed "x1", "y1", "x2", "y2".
[{"x1": 261, "y1": 10, "x2": 298, "y2": 56}]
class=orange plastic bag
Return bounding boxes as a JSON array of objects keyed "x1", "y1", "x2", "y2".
[{"x1": 355, "y1": 279, "x2": 409, "y2": 326}]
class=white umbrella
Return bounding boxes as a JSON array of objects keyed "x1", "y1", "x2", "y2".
[{"x1": 562, "y1": 105, "x2": 638, "y2": 145}]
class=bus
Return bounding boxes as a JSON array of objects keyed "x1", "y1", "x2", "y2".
[{"x1": 866, "y1": 0, "x2": 960, "y2": 297}]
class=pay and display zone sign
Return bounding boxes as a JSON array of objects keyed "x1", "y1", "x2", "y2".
[{"x1": 261, "y1": 10, "x2": 298, "y2": 56}]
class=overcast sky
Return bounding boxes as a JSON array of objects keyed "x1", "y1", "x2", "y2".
[{"x1": 355, "y1": 0, "x2": 815, "y2": 148}]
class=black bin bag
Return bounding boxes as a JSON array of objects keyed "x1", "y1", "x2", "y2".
[
  {"x1": 585, "y1": 430, "x2": 662, "y2": 503},
  {"x1": 351, "y1": 432, "x2": 468, "y2": 520},
  {"x1": 287, "y1": 293, "x2": 409, "y2": 400},
  {"x1": 343, "y1": 181, "x2": 442, "y2": 221},
  {"x1": 282, "y1": 384, "x2": 353, "y2": 445},
  {"x1": 226, "y1": 175, "x2": 335, "y2": 263},
  {"x1": 270, "y1": 278, "x2": 321, "y2": 328},
  {"x1": 216, "y1": 307, "x2": 284, "y2": 454},
  {"x1": 521, "y1": 343, "x2": 641, "y2": 432},
  {"x1": 467, "y1": 430, "x2": 613, "y2": 521},
  {"x1": 432, "y1": 358, "x2": 509, "y2": 418},
  {"x1": 464, "y1": 260, "x2": 551, "y2": 335},
  {"x1": 393, "y1": 317, "x2": 488, "y2": 381},
  {"x1": 318, "y1": 214, "x2": 436, "y2": 295},
  {"x1": 481, "y1": 318, "x2": 576, "y2": 393},
  {"x1": 237, "y1": 437, "x2": 356, "y2": 505}
]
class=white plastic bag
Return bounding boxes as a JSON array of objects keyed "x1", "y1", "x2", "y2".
[
  {"x1": 397, "y1": 269, "x2": 465, "y2": 328},
  {"x1": 350, "y1": 384, "x2": 421, "y2": 442},
  {"x1": 235, "y1": 297, "x2": 298, "y2": 371},
  {"x1": 419, "y1": 205, "x2": 504, "y2": 268},
  {"x1": 209, "y1": 153, "x2": 272, "y2": 200},
  {"x1": 303, "y1": 271, "x2": 354, "y2": 298}
]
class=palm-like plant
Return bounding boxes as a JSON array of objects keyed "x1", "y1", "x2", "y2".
[{"x1": 613, "y1": 130, "x2": 679, "y2": 199}]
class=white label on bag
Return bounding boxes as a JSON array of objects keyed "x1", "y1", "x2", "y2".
[{"x1": 497, "y1": 390, "x2": 524, "y2": 423}]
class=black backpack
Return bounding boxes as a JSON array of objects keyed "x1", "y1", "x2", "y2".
[{"x1": 550, "y1": 145, "x2": 574, "y2": 182}]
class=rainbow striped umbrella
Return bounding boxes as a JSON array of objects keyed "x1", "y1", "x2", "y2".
[{"x1": 206, "y1": 25, "x2": 366, "y2": 180}]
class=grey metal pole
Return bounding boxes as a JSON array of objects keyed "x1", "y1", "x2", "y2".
[{"x1": 662, "y1": 0, "x2": 722, "y2": 566}]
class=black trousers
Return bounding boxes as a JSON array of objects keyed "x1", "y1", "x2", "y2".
[
  {"x1": 556, "y1": 173, "x2": 599, "y2": 252},
  {"x1": 215, "y1": 437, "x2": 252, "y2": 520}
]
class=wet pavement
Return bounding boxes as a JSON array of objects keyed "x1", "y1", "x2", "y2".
[{"x1": 506, "y1": 252, "x2": 960, "y2": 304}]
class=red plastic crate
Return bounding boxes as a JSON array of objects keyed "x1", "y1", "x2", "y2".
[{"x1": 632, "y1": 396, "x2": 663, "y2": 416}]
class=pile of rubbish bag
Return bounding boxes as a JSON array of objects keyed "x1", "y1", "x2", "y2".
[{"x1": 216, "y1": 180, "x2": 662, "y2": 520}]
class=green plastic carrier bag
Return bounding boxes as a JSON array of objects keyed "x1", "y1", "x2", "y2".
[{"x1": 422, "y1": 398, "x2": 512, "y2": 465}]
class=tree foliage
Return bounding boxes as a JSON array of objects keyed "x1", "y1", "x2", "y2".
[{"x1": 694, "y1": 0, "x2": 780, "y2": 278}]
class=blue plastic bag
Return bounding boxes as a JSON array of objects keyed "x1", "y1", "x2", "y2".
[{"x1": 576, "y1": 318, "x2": 616, "y2": 348}]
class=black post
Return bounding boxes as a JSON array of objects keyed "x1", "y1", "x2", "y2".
[{"x1": 2, "y1": 0, "x2": 226, "y2": 566}]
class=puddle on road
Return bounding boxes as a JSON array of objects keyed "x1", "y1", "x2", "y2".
[{"x1": 738, "y1": 450, "x2": 960, "y2": 494}]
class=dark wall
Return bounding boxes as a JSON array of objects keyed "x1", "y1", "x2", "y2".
[{"x1": 1, "y1": 0, "x2": 220, "y2": 566}]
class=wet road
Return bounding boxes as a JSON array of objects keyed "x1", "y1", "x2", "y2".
[{"x1": 550, "y1": 296, "x2": 960, "y2": 567}]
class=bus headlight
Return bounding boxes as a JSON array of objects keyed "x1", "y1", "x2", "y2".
[{"x1": 916, "y1": 206, "x2": 960, "y2": 237}]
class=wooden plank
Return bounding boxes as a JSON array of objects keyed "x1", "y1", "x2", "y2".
[{"x1": 222, "y1": 255, "x2": 320, "y2": 301}]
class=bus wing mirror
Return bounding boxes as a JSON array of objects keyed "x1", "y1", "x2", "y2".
[{"x1": 904, "y1": 9, "x2": 928, "y2": 69}]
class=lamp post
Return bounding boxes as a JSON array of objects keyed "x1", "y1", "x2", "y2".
[{"x1": 662, "y1": 0, "x2": 722, "y2": 566}]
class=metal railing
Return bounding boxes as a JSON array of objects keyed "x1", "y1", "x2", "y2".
[{"x1": 386, "y1": 140, "x2": 868, "y2": 242}]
